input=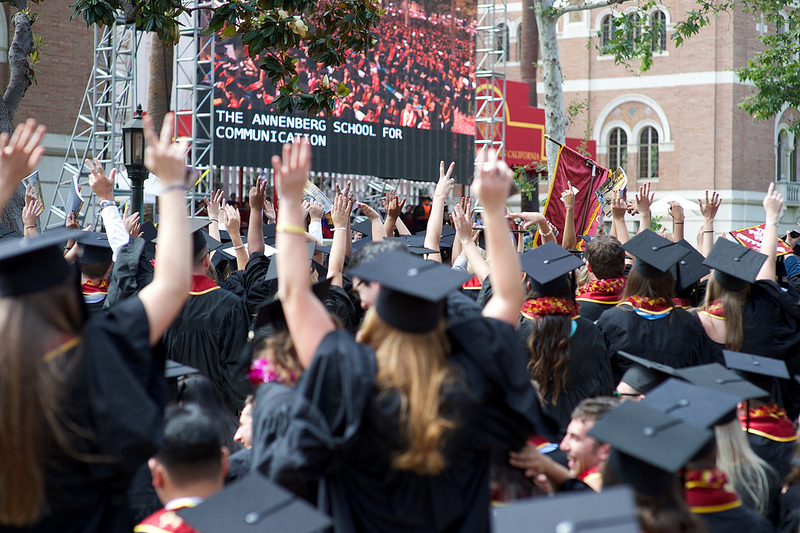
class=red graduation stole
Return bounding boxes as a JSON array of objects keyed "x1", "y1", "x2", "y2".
[
  {"x1": 189, "y1": 275, "x2": 220, "y2": 296},
  {"x1": 576, "y1": 277, "x2": 626, "y2": 305},
  {"x1": 578, "y1": 464, "x2": 601, "y2": 484},
  {"x1": 740, "y1": 404, "x2": 797, "y2": 443},
  {"x1": 461, "y1": 275, "x2": 483, "y2": 291},
  {"x1": 81, "y1": 279, "x2": 109, "y2": 295},
  {"x1": 673, "y1": 297, "x2": 693, "y2": 308},
  {"x1": 684, "y1": 468, "x2": 742, "y2": 514},
  {"x1": 520, "y1": 297, "x2": 579, "y2": 320},
  {"x1": 134, "y1": 501, "x2": 200, "y2": 533}
]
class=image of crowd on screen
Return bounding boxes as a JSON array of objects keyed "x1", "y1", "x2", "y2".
[{"x1": 208, "y1": 4, "x2": 476, "y2": 133}]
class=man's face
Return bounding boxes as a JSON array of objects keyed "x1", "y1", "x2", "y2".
[
  {"x1": 234, "y1": 403, "x2": 253, "y2": 449},
  {"x1": 353, "y1": 277, "x2": 381, "y2": 310},
  {"x1": 560, "y1": 418, "x2": 602, "y2": 477}
]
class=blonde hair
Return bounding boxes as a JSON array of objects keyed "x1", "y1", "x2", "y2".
[
  {"x1": 357, "y1": 308, "x2": 456, "y2": 475},
  {"x1": 702, "y1": 275, "x2": 749, "y2": 351},
  {"x1": 715, "y1": 419, "x2": 775, "y2": 516}
]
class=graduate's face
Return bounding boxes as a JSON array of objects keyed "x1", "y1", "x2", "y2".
[
  {"x1": 234, "y1": 403, "x2": 253, "y2": 449},
  {"x1": 353, "y1": 277, "x2": 381, "y2": 310},
  {"x1": 560, "y1": 418, "x2": 602, "y2": 476}
]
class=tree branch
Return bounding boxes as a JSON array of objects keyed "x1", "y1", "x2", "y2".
[
  {"x1": 556, "y1": 0, "x2": 626, "y2": 15},
  {"x1": 3, "y1": 12, "x2": 33, "y2": 121},
  {"x1": 106, "y1": 0, "x2": 139, "y2": 24}
]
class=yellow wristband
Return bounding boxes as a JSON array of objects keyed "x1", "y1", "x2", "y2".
[{"x1": 275, "y1": 223, "x2": 306, "y2": 235}]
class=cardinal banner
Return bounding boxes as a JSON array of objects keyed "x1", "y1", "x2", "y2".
[
  {"x1": 729, "y1": 224, "x2": 793, "y2": 256},
  {"x1": 539, "y1": 142, "x2": 609, "y2": 246}
]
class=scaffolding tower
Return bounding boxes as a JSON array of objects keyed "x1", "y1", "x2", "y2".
[
  {"x1": 45, "y1": 18, "x2": 141, "y2": 230},
  {"x1": 474, "y1": 0, "x2": 507, "y2": 157}
]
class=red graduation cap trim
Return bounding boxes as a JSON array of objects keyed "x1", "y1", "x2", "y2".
[{"x1": 739, "y1": 404, "x2": 797, "y2": 442}]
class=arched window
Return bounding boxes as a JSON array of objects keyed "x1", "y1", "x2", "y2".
[
  {"x1": 652, "y1": 11, "x2": 667, "y2": 51},
  {"x1": 627, "y1": 13, "x2": 642, "y2": 44},
  {"x1": 601, "y1": 15, "x2": 614, "y2": 47},
  {"x1": 639, "y1": 127, "x2": 659, "y2": 179},
  {"x1": 496, "y1": 23, "x2": 509, "y2": 60},
  {"x1": 609, "y1": 128, "x2": 627, "y2": 171},
  {"x1": 778, "y1": 129, "x2": 789, "y2": 181}
]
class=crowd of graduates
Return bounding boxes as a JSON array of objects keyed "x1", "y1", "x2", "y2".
[{"x1": 4, "y1": 114, "x2": 800, "y2": 533}]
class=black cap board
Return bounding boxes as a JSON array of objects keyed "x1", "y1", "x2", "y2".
[
  {"x1": 491, "y1": 486, "x2": 639, "y2": 533},
  {"x1": 622, "y1": 230, "x2": 690, "y2": 278},
  {"x1": 519, "y1": 241, "x2": 584, "y2": 296},
  {"x1": 674, "y1": 363, "x2": 769, "y2": 401},
  {"x1": 203, "y1": 232, "x2": 226, "y2": 254},
  {"x1": 588, "y1": 400, "x2": 713, "y2": 473},
  {"x1": 617, "y1": 351, "x2": 681, "y2": 378},
  {"x1": 384, "y1": 235, "x2": 438, "y2": 255},
  {"x1": 640, "y1": 378, "x2": 741, "y2": 429},
  {"x1": 704, "y1": 238, "x2": 767, "y2": 292},
  {"x1": 619, "y1": 365, "x2": 670, "y2": 395},
  {"x1": 177, "y1": 472, "x2": 331, "y2": 533},
  {"x1": 253, "y1": 277, "x2": 333, "y2": 333},
  {"x1": 348, "y1": 250, "x2": 471, "y2": 333},
  {"x1": 165, "y1": 359, "x2": 200, "y2": 379},
  {"x1": 78, "y1": 232, "x2": 113, "y2": 264},
  {"x1": 351, "y1": 218, "x2": 373, "y2": 237},
  {"x1": 671, "y1": 240, "x2": 709, "y2": 291},
  {"x1": 265, "y1": 241, "x2": 319, "y2": 281},
  {"x1": 0, "y1": 227, "x2": 82, "y2": 297},
  {"x1": 141, "y1": 221, "x2": 157, "y2": 243},
  {"x1": 723, "y1": 349, "x2": 790, "y2": 380}
]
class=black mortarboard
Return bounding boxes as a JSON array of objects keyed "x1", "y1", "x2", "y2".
[
  {"x1": 0, "y1": 227, "x2": 82, "y2": 296},
  {"x1": 578, "y1": 234, "x2": 594, "y2": 244},
  {"x1": 589, "y1": 401, "x2": 713, "y2": 489},
  {"x1": 350, "y1": 236, "x2": 373, "y2": 252},
  {"x1": 253, "y1": 278, "x2": 333, "y2": 333},
  {"x1": 263, "y1": 223, "x2": 277, "y2": 245},
  {"x1": 617, "y1": 351, "x2": 681, "y2": 379},
  {"x1": 619, "y1": 365, "x2": 670, "y2": 395},
  {"x1": 622, "y1": 230, "x2": 690, "y2": 278},
  {"x1": 519, "y1": 242, "x2": 584, "y2": 296},
  {"x1": 385, "y1": 235, "x2": 438, "y2": 255},
  {"x1": 78, "y1": 232, "x2": 113, "y2": 264},
  {"x1": 153, "y1": 218, "x2": 211, "y2": 257},
  {"x1": 348, "y1": 250, "x2": 471, "y2": 333},
  {"x1": 704, "y1": 239, "x2": 766, "y2": 292},
  {"x1": 141, "y1": 221, "x2": 158, "y2": 243},
  {"x1": 165, "y1": 359, "x2": 200, "y2": 379},
  {"x1": 723, "y1": 349, "x2": 789, "y2": 396},
  {"x1": 265, "y1": 241, "x2": 318, "y2": 281},
  {"x1": 417, "y1": 226, "x2": 457, "y2": 249},
  {"x1": 203, "y1": 232, "x2": 226, "y2": 254},
  {"x1": 177, "y1": 472, "x2": 331, "y2": 533},
  {"x1": 641, "y1": 378, "x2": 741, "y2": 428},
  {"x1": 674, "y1": 363, "x2": 769, "y2": 401},
  {"x1": 671, "y1": 240, "x2": 709, "y2": 291},
  {"x1": 492, "y1": 486, "x2": 639, "y2": 533},
  {"x1": 351, "y1": 218, "x2": 373, "y2": 237}
]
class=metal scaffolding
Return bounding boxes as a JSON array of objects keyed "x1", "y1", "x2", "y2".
[
  {"x1": 45, "y1": 18, "x2": 140, "y2": 230},
  {"x1": 474, "y1": 0, "x2": 507, "y2": 157},
  {"x1": 174, "y1": 0, "x2": 216, "y2": 217}
]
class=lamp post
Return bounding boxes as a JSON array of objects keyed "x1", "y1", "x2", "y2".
[{"x1": 122, "y1": 105, "x2": 148, "y2": 216}]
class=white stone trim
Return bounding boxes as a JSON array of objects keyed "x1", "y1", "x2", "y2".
[
  {"x1": 539, "y1": 71, "x2": 745, "y2": 94},
  {"x1": 594, "y1": 94, "x2": 672, "y2": 146},
  {"x1": 597, "y1": 120, "x2": 631, "y2": 157}
]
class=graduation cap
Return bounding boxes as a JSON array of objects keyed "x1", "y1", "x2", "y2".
[
  {"x1": 491, "y1": 486, "x2": 639, "y2": 533},
  {"x1": 671, "y1": 240, "x2": 709, "y2": 292},
  {"x1": 589, "y1": 401, "x2": 713, "y2": 496},
  {"x1": 704, "y1": 238, "x2": 767, "y2": 292},
  {"x1": 177, "y1": 472, "x2": 331, "y2": 533},
  {"x1": 578, "y1": 234, "x2": 593, "y2": 244},
  {"x1": 674, "y1": 363, "x2": 769, "y2": 401},
  {"x1": 617, "y1": 351, "x2": 681, "y2": 379},
  {"x1": 140, "y1": 221, "x2": 158, "y2": 243},
  {"x1": 351, "y1": 218, "x2": 373, "y2": 237},
  {"x1": 723, "y1": 349, "x2": 789, "y2": 397},
  {"x1": 152, "y1": 218, "x2": 212, "y2": 257},
  {"x1": 165, "y1": 359, "x2": 200, "y2": 380},
  {"x1": 619, "y1": 365, "x2": 671, "y2": 395},
  {"x1": 265, "y1": 241, "x2": 319, "y2": 281},
  {"x1": 0, "y1": 227, "x2": 82, "y2": 297},
  {"x1": 621, "y1": 230, "x2": 690, "y2": 278},
  {"x1": 386, "y1": 235, "x2": 437, "y2": 255},
  {"x1": 417, "y1": 226, "x2": 457, "y2": 249},
  {"x1": 641, "y1": 378, "x2": 741, "y2": 429},
  {"x1": 348, "y1": 250, "x2": 471, "y2": 333},
  {"x1": 263, "y1": 223, "x2": 277, "y2": 244},
  {"x1": 252, "y1": 277, "x2": 333, "y2": 334},
  {"x1": 77, "y1": 231, "x2": 113, "y2": 264},
  {"x1": 519, "y1": 242, "x2": 584, "y2": 296}
]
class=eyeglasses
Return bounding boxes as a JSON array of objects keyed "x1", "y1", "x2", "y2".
[
  {"x1": 612, "y1": 391, "x2": 640, "y2": 398},
  {"x1": 353, "y1": 279, "x2": 372, "y2": 291}
]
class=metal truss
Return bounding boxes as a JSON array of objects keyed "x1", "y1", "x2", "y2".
[
  {"x1": 45, "y1": 18, "x2": 140, "y2": 230},
  {"x1": 474, "y1": 0, "x2": 507, "y2": 157}
]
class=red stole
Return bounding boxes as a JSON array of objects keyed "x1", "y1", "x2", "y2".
[
  {"x1": 576, "y1": 277, "x2": 626, "y2": 305},
  {"x1": 578, "y1": 464, "x2": 601, "y2": 484},
  {"x1": 81, "y1": 279, "x2": 109, "y2": 295},
  {"x1": 740, "y1": 404, "x2": 797, "y2": 442},
  {"x1": 135, "y1": 504, "x2": 200, "y2": 533},
  {"x1": 684, "y1": 468, "x2": 742, "y2": 514},
  {"x1": 461, "y1": 275, "x2": 483, "y2": 291},
  {"x1": 190, "y1": 275, "x2": 220, "y2": 296}
]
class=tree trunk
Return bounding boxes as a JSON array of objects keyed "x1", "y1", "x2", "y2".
[
  {"x1": 147, "y1": 32, "x2": 173, "y2": 131},
  {"x1": 534, "y1": 0, "x2": 567, "y2": 180},
  {"x1": 521, "y1": 0, "x2": 538, "y2": 107}
]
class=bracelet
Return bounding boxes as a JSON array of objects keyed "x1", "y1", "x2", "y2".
[
  {"x1": 159, "y1": 183, "x2": 187, "y2": 195},
  {"x1": 767, "y1": 221, "x2": 779, "y2": 227},
  {"x1": 333, "y1": 227, "x2": 348, "y2": 232},
  {"x1": 434, "y1": 194, "x2": 446, "y2": 198},
  {"x1": 674, "y1": 222, "x2": 684, "y2": 225},
  {"x1": 231, "y1": 244, "x2": 246, "y2": 250},
  {"x1": 703, "y1": 230, "x2": 714, "y2": 233},
  {"x1": 275, "y1": 223, "x2": 306, "y2": 235},
  {"x1": 209, "y1": 218, "x2": 218, "y2": 223},
  {"x1": 25, "y1": 225, "x2": 35, "y2": 230},
  {"x1": 540, "y1": 229, "x2": 553, "y2": 237},
  {"x1": 64, "y1": 245, "x2": 73, "y2": 250}
]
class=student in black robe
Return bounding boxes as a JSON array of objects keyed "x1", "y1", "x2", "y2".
[
  {"x1": 259, "y1": 145, "x2": 549, "y2": 532},
  {"x1": 597, "y1": 230, "x2": 712, "y2": 381},
  {"x1": 0, "y1": 116, "x2": 192, "y2": 533},
  {"x1": 516, "y1": 242, "x2": 614, "y2": 437},
  {"x1": 76, "y1": 232, "x2": 114, "y2": 316},
  {"x1": 576, "y1": 235, "x2": 627, "y2": 321}
]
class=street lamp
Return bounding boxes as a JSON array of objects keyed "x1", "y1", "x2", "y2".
[{"x1": 122, "y1": 104, "x2": 147, "y2": 216}]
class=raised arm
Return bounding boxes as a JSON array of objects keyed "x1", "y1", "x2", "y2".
[
  {"x1": 610, "y1": 189, "x2": 631, "y2": 246},
  {"x1": 87, "y1": 158, "x2": 131, "y2": 261},
  {"x1": 22, "y1": 186, "x2": 42, "y2": 238},
  {"x1": 477, "y1": 152, "x2": 524, "y2": 325},
  {"x1": 698, "y1": 191, "x2": 721, "y2": 257},
  {"x1": 561, "y1": 181, "x2": 576, "y2": 250},
  {"x1": 635, "y1": 182, "x2": 654, "y2": 234},
  {"x1": 668, "y1": 201, "x2": 684, "y2": 242},
  {"x1": 506, "y1": 211, "x2": 554, "y2": 245},
  {"x1": 224, "y1": 204, "x2": 249, "y2": 270},
  {"x1": 424, "y1": 161, "x2": 455, "y2": 263},
  {"x1": 137, "y1": 114, "x2": 192, "y2": 346},
  {"x1": 327, "y1": 192, "x2": 354, "y2": 288},
  {"x1": 0, "y1": 119, "x2": 45, "y2": 214},
  {"x1": 248, "y1": 180, "x2": 267, "y2": 255},
  {"x1": 206, "y1": 189, "x2": 225, "y2": 244},
  {"x1": 275, "y1": 143, "x2": 335, "y2": 367},
  {"x1": 451, "y1": 202, "x2": 491, "y2": 283},
  {"x1": 758, "y1": 183, "x2": 784, "y2": 282},
  {"x1": 358, "y1": 201, "x2": 387, "y2": 241},
  {"x1": 382, "y1": 189, "x2": 407, "y2": 237}
]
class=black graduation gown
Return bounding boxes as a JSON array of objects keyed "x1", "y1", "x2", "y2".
[
  {"x1": 697, "y1": 505, "x2": 775, "y2": 533},
  {"x1": 576, "y1": 300, "x2": 616, "y2": 322},
  {"x1": 748, "y1": 432, "x2": 796, "y2": 483},
  {"x1": 104, "y1": 238, "x2": 154, "y2": 310},
  {"x1": 516, "y1": 315, "x2": 613, "y2": 437},
  {"x1": 777, "y1": 484, "x2": 800, "y2": 533},
  {"x1": 596, "y1": 304, "x2": 712, "y2": 382},
  {"x1": 0, "y1": 297, "x2": 165, "y2": 533},
  {"x1": 162, "y1": 280, "x2": 252, "y2": 413},
  {"x1": 261, "y1": 318, "x2": 547, "y2": 532}
]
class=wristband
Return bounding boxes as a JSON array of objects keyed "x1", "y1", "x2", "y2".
[
  {"x1": 209, "y1": 218, "x2": 218, "y2": 223},
  {"x1": 25, "y1": 226, "x2": 35, "y2": 230},
  {"x1": 674, "y1": 222, "x2": 684, "y2": 225},
  {"x1": 231, "y1": 244, "x2": 246, "y2": 250},
  {"x1": 766, "y1": 221, "x2": 779, "y2": 227},
  {"x1": 159, "y1": 183, "x2": 187, "y2": 195},
  {"x1": 703, "y1": 230, "x2": 714, "y2": 233},
  {"x1": 434, "y1": 194, "x2": 446, "y2": 199},
  {"x1": 99, "y1": 199, "x2": 115, "y2": 209},
  {"x1": 333, "y1": 227, "x2": 348, "y2": 232},
  {"x1": 275, "y1": 223, "x2": 306, "y2": 235}
]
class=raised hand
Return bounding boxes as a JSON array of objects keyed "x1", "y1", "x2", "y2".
[
  {"x1": 122, "y1": 204, "x2": 143, "y2": 238},
  {"x1": 384, "y1": 189, "x2": 406, "y2": 219},
  {"x1": 506, "y1": 211, "x2": 546, "y2": 231},
  {"x1": 473, "y1": 151, "x2": 512, "y2": 212},
  {"x1": 143, "y1": 113, "x2": 190, "y2": 185},
  {"x1": 86, "y1": 158, "x2": 115, "y2": 201},
  {"x1": 22, "y1": 193, "x2": 43, "y2": 235},
  {"x1": 205, "y1": 189, "x2": 224, "y2": 221},
  {"x1": 307, "y1": 200, "x2": 324, "y2": 220},
  {"x1": 0, "y1": 118, "x2": 46, "y2": 205},
  {"x1": 635, "y1": 182, "x2": 654, "y2": 214},
  {"x1": 460, "y1": 196, "x2": 474, "y2": 221},
  {"x1": 249, "y1": 178, "x2": 267, "y2": 211},
  {"x1": 561, "y1": 181, "x2": 575, "y2": 209},
  {"x1": 611, "y1": 189, "x2": 627, "y2": 220},
  {"x1": 331, "y1": 192, "x2": 353, "y2": 229},
  {"x1": 698, "y1": 190, "x2": 721, "y2": 221},
  {"x1": 358, "y1": 201, "x2": 381, "y2": 220},
  {"x1": 224, "y1": 204, "x2": 241, "y2": 235},
  {"x1": 763, "y1": 182, "x2": 784, "y2": 221},
  {"x1": 434, "y1": 161, "x2": 456, "y2": 198},
  {"x1": 451, "y1": 202, "x2": 472, "y2": 244},
  {"x1": 263, "y1": 198, "x2": 276, "y2": 222},
  {"x1": 667, "y1": 200, "x2": 684, "y2": 222}
]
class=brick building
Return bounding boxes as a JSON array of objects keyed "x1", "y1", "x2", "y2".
[{"x1": 502, "y1": 1, "x2": 799, "y2": 236}]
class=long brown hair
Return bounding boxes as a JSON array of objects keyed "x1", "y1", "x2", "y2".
[
  {"x1": 254, "y1": 329, "x2": 303, "y2": 386},
  {"x1": 0, "y1": 280, "x2": 83, "y2": 526},
  {"x1": 357, "y1": 308, "x2": 455, "y2": 475},
  {"x1": 702, "y1": 274, "x2": 748, "y2": 351},
  {"x1": 623, "y1": 267, "x2": 675, "y2": 303}
]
